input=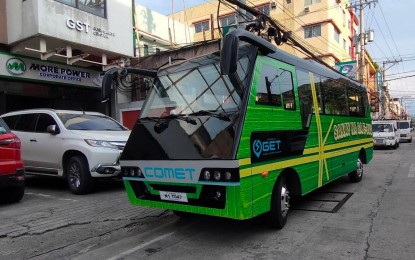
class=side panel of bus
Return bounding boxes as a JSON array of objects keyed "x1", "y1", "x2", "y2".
[
  {"x1": 237, "y1": 55, "x2": 373, "y2": 218},
  {"x1": 237, "y1": 56, "x2": 321, "y2": 217}
]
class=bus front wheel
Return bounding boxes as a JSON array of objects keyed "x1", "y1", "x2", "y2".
[{"x1": 266, "y1": 175, "x2": 290, "y2": 229}]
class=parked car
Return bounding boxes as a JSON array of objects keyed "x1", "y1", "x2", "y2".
[
  {"x1": 397, "y1": 120, "x2": 412, "y2": 143},
  {"x1": 1, "y1": 109, "x2": 130, "y2": 195},
  {"x1": 0, "y1": 118, "x2": 25, "y2": 203},
  {"x1": 372, "y1": 120, "x2": 400, "y2": 149}
]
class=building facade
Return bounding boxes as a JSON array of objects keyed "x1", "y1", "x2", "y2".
[
  {"x1": 171, "y1": 0, "x2": 358, "y2": 67},
  {"x1": 114, "y1": 3, "x2": 193, "y2": 129},
  {"x1": 134, "y1": 3, "x2": 193, "y2": 58},
  {"x1": 0, "y1": 0, "x2": 134, "y2": 119}
]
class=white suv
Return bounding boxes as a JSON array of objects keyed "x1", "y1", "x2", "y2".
[{"x1": 1, "y1": 109, "x2": 130, "y2": 194}]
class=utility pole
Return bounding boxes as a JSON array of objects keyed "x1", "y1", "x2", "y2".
[
  {"x1": 349, "y1": 0, "x2": 377, "y2": 84},
  {"x1": 359, "y1": 0, "x2": 365, "y2": 84},
  {"x1": 380, "y1": 59, "x2": 402, "y2": 119}
]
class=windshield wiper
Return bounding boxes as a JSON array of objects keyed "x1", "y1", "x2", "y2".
[
  {"x1": 139, "y1": 116, "x2": 160, "y2": 122},
  {"x1": 188, "y1": 110, "x2": 232, "y2": 121},
  {"x1": 159, "y1": 114, "x2": 197, "y2": 125},
  {"x1": 153, "y1": 114, "x2": 197, "y2": 134}
]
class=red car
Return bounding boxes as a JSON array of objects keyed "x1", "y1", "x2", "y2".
[{"x1": 0, "y1": 118, "x2": 25, "y2": 203}]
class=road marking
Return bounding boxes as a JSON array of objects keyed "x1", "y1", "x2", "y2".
[
  {"x1": 106, "y1": 232, "x2": 175, "y2": 260},
  {"x1": 25, "y1": 192, "x2": 78, "y2": 202},
  {"x1": 409, "y1": 164, "x2": 415, "y2": 178}
]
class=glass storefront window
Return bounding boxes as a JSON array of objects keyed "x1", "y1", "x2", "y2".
[
  {"x1": 55, "y1": 0, "x2": 106, "y2": 18},
  {"x1": 55, "y1": 0, "x2": 76, "y2": 7}
]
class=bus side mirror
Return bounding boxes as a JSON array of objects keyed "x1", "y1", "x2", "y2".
[
  {"x1": 101, "y1": 68, "x2": 118, "y2": 103},
  {"x1": 220, "y1": 29, "x2": 277, "y2": 76},
  {"x1": 220, "y1": 33, "x2": 239, "y2": 75}
]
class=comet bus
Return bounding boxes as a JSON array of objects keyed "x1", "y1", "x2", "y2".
[{"x1": 101, "y1": 30, "x2": 373, "y2": 229}]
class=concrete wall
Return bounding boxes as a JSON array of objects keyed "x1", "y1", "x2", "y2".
[{"x1": 0, "y1": 1, "x2": 8, "y2": 44}]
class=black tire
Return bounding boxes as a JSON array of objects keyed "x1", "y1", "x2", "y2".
[
  {"x1": 66, "y1": 156, "x2": 95, "y2": 195},
  {"x1": 409, "y1": 138, "x2": 412, "y2": 143},
  {"x1": 265, "y1": 175, "x2": 290, "y2": 229},
  {"x1": 1, "y1": 186, "x2": 25, "y2": 203},
  {"x1": 348, "y1": 158, "x2": 363, "y2": 183},
  {"x1": 393, "y1": 142, "x2": 397, "y2": 149},
  {"x1": 397, "y1": 142, "x2": 400, "y2": 148}
]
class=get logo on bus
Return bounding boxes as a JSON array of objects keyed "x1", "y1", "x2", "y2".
[{"x1": 6, "y1": 58, "x2": 26, "y2": 75}]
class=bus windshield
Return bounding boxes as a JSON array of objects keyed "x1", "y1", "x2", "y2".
[{"x1": 141, "y1": 48, "x2": 254, "y2": 119}]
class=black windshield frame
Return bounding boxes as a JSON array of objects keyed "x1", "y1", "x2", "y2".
[{"x1": 140, "y1": 45, "x2": 257, "y2": 120}]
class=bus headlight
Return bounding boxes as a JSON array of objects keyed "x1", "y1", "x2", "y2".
[
  {"x1": 199, "y1": 168, "x2": 239, "y2": 182},
  {"x1": 214, "y1": 171, "x2": 221, "y2": 180},
  {"x1": 121, "y1": 167, "x2": 144, "y2": 178},
  {"x1": 204, "y1": 170, "x2": 211, "y2": 180}
]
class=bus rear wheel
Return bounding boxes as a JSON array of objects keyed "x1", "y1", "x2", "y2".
[
  {"x1": 266, "y1": 175, "x2": 290, "y2": 229},
  {"x1": 348, "y1": 158, "x2": 363, "y2": 183}
]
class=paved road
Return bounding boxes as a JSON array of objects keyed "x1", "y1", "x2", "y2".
[{"x1": 1, "y1": 138, "x2": 414, "y2": 260}]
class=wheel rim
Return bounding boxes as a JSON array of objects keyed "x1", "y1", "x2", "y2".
[
  {"x1": 280, "y1": 185, "x2": 290, "y2": 218},
  {"x1": 68, "y1": 162, "x2": 81, "y2": 189},
  {"x1": 356, "y1": 158, "x2": 363, "y2": 178}
]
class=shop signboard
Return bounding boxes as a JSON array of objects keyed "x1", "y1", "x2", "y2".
[
  {"x1": 335, "y1": 60, "x2": 358, "y2": 80},
  {"x1": 0, "y1": 53, "x2": 103, "y2": 88}
]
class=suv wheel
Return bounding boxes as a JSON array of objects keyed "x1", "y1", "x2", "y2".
[{"x1": 66, "y1": 156, "x2": 95, "y2": 195}]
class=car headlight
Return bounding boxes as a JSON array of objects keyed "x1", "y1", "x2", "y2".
[
  {"x1": 387, "y1": 137, "x2": 395, "y2": 140},
  {"x1": 85, "y1": 139, "x2": 118, "y2": 149}
]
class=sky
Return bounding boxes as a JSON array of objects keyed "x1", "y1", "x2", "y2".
[{"x1": 136, "y1": 0, "x2": 415, "y2": 116}]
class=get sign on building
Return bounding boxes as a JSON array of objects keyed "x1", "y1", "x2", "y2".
[{"x1": 3, "y1": 0, "x2": 133, "y2": 68}]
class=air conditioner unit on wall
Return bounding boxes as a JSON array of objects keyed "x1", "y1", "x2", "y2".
[
  {"x1": 304, "y1": 6, "x2": 310, "y2": 13},
  {"x1": 271, "y1": 1, "x2": 277, "y2": 8}
]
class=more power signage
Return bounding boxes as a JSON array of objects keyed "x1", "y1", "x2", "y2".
[{"x1": 0, "y1": 53, "x2": 102, "y2": 88}]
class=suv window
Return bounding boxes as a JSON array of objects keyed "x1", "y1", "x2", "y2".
[
  {"x1": 36, "y1": 114, "x2": 57, "y2": 133},
  {"x1": 2, "y1": 115, "x2": 20, "y2": 129},
  {"x1": 0, "y1": 118, "x2": 11, "y2": 134},
  {"x1": 15, "y1": 114, "x2": 37, "y2": 132},
  {"x1": 57, "y1": 113, "x2": 126, "y2": 131}
]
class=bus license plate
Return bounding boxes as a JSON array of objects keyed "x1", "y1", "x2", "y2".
[{"x1": 159, "y1": 191, "x2": 188, "y2": 203}]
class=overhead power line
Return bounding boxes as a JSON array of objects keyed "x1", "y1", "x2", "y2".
[{"x1": 385, "y1": 74, "x2": 415, "y2": 82}]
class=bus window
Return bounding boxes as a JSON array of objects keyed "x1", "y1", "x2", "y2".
[
  {"x1": 278, "y1": 68, "x2": 295, "y2": 110},
  {"x1": 297, "y1": 69, "x2": 312, "y2": 128},
  {"x1": 256, "y1": 64, "x2": 282, "y2": 106},
  {"x1": 347, "y1": 86, "x2": 365, "y2": 117},
  {"x1": 321, "y1": 77, "x2": 348, "y2": 115}
]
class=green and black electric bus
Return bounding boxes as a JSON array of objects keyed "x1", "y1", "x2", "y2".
[{"x1": 102, "y1": 29, "x2": 373, "y2": 229}]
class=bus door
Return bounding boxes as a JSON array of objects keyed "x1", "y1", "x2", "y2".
[{"x1": 243, "y1": 56, "x2": 305, "y2": 216}]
